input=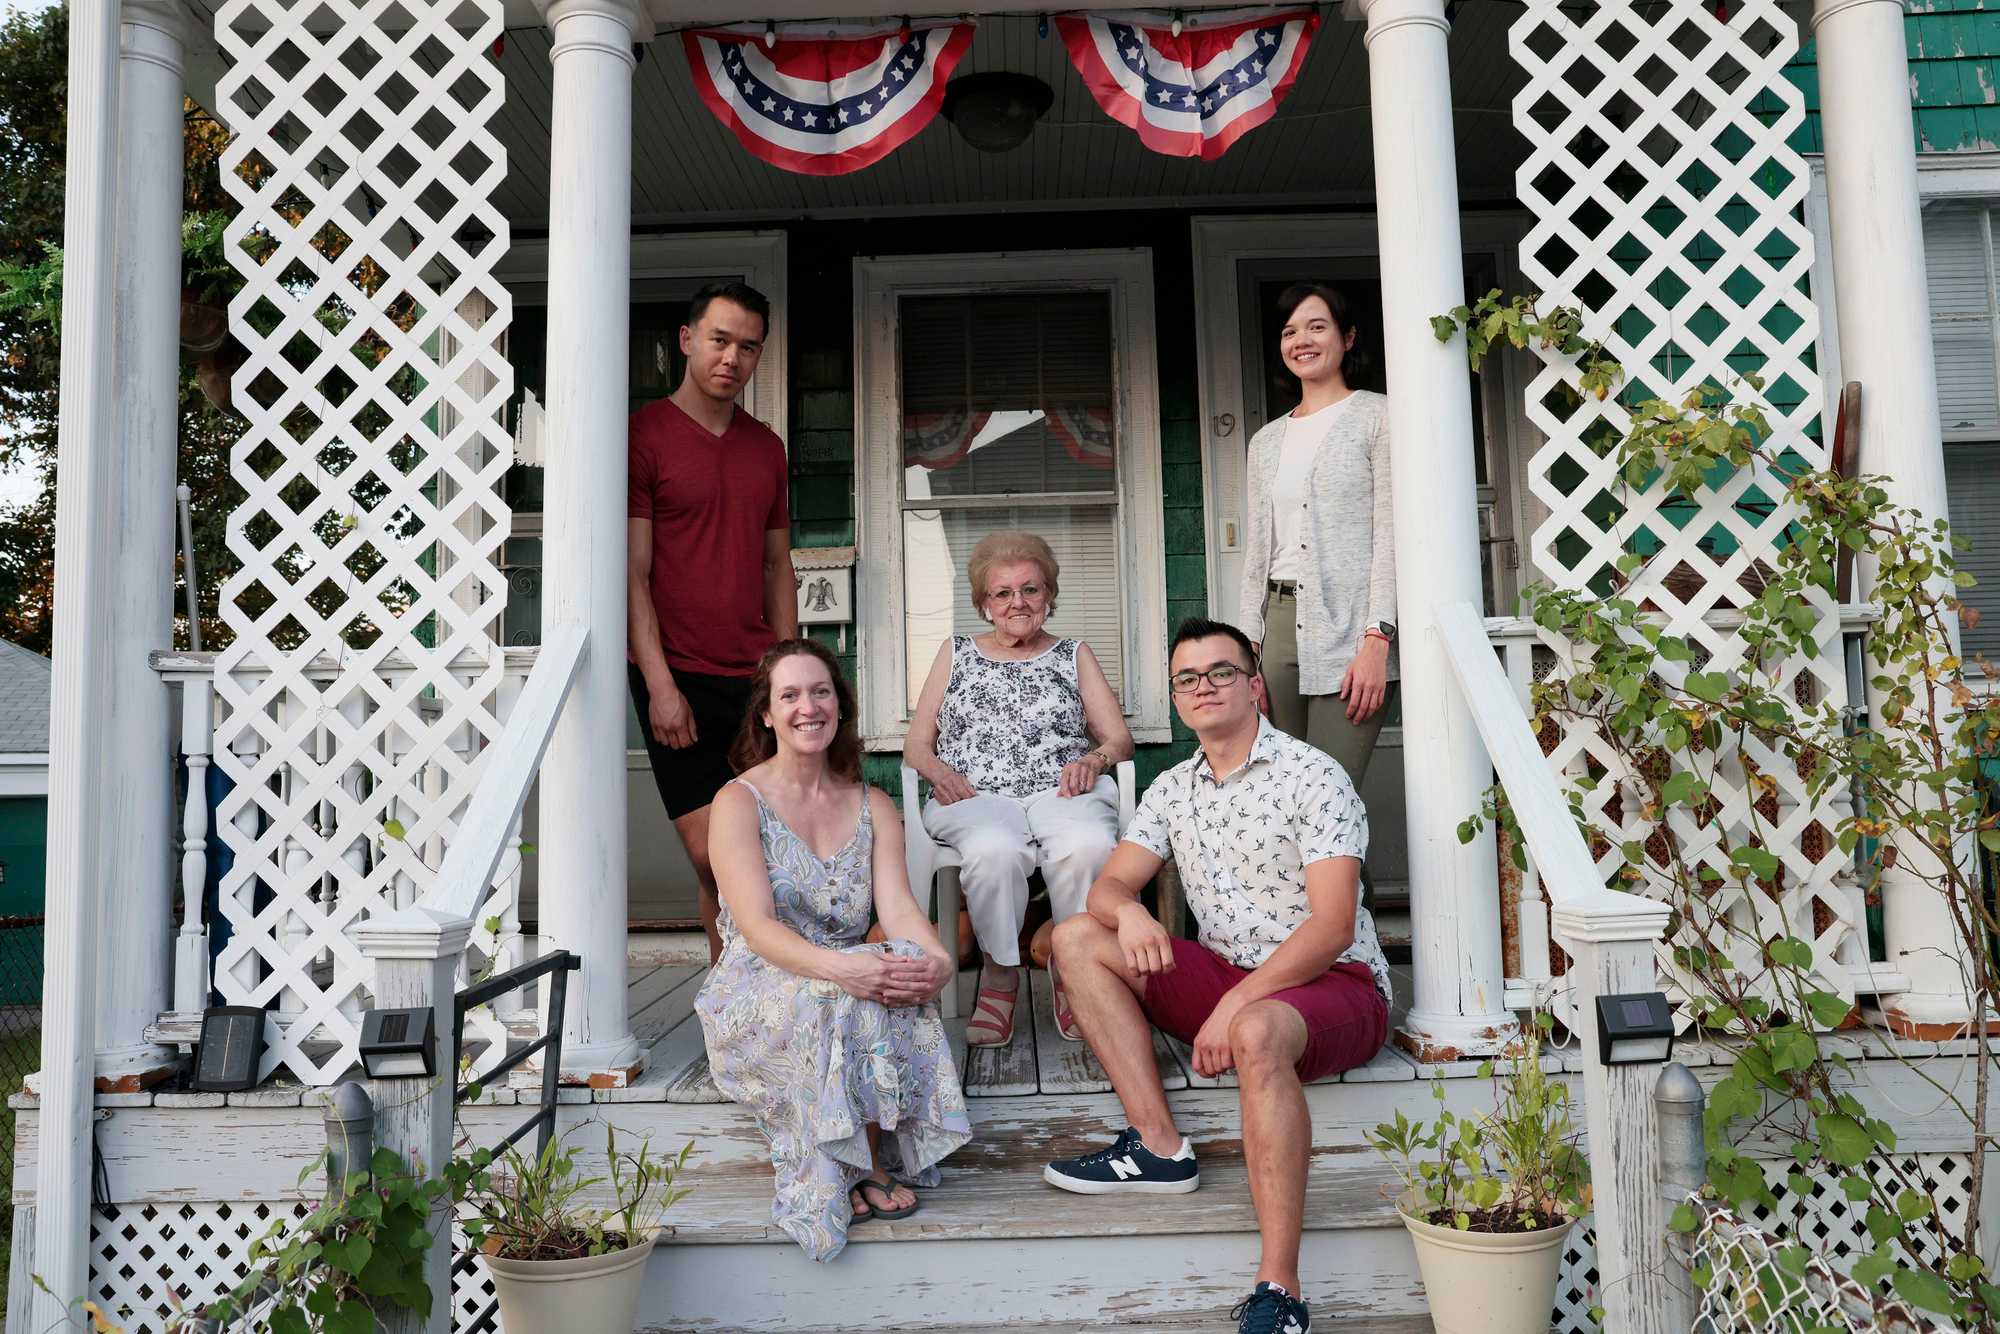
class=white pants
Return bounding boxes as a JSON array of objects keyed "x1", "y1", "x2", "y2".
[{"x1": 923, "y1": 776, "x2": 1120, "y2": 967}]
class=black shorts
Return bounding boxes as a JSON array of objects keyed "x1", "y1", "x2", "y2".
[{"x1": 629, "y1": 663, "x2": 754, "y2": 820}]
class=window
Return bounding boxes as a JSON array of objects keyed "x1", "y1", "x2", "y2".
[
  {"x1": 1923, "y1": 204, "x2": 2000, "y2": 663},
  {"x1": 857, "y1": 251, "x2": 1169, "y2": 747}
]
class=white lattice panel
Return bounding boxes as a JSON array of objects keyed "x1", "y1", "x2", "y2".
[
  {"x1": 88, "y1": 1201, "x2": 312, "y2": 1328},
  {"x1": 1509, "y1": 0, "x2": 1860, "y2": 1015},
  {"x1": 88, "y1": 1203, "x2": 505, "y2": 1332},
  {"x1": 1547, "y1": 1155, "x2": 1974, "y2": 1332},
  {"x1": 210, "y1": 1, "x2": 517, "y2": 1083}
]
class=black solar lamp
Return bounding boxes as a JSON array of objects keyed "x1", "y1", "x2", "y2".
[
  {"x1": 358, "y1": 1006, "x2": 436, "y2": 1079},
  {"x1": 192, "y1": 1005, "x2": 266, "y2": 1092},
  {"x1": 1595, "y1": 992, "x2": 1675, "y2": 1065}
]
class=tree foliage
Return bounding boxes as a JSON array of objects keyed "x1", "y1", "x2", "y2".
[{"x1": 0, "y1": 4, "x2": 241, "y2": 654}]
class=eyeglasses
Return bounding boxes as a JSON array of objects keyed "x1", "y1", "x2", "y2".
[
  {"x1": 984, "y1": 582, "x2": 1045, "y2": 603},
  {"x1": 1169, "y1": 664, "x2": 1252, "y2": 694}
]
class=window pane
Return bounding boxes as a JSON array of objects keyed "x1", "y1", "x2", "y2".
[
  {"x1": 901, "y1": 292, "x2": 1117, "y2": 498},
  {"x1": 1947, "y1": 441, "x2": 2000, "y2": 664},
  {"x1": 1925, "y1": 208, "x2": 2000, "y2": 432},
  {"x1": 903, "y1": 505, "x2": 1123, "y2": 712}
]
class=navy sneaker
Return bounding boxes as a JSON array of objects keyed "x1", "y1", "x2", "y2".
[
  {"x1": 1041, "y1": 1126, "x2": 1199, "y2": 1194},
  {"x1": 1232, "y1": 1282, "x2": 1311, "y2": 1334}
]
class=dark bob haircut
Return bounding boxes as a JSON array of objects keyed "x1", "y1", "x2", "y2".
[
  {"x1": 729, "y1": 638, "x2": 863, "y2": 781},
  {"x1": 1275, "y1": 281, "x2": 1369, "y2": 384}
]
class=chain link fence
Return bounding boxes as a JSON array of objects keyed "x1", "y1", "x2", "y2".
[
  {"x1": 1688, "y1": 1199, "x2": 1944, "y2": 1334},
  {"x1": 0, "y1": 915, "x2": 43, "y2": 1235}
]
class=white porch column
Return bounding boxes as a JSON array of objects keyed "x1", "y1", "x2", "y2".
[
  {"x1": 1813, "y1": 0, "x2": 1975, "y2": 1036},
  {"x1": 95, "y1": 0, "x2": 187, "y2": 1093},
  {"x1": 32, "y1": 2, "x2": 123, "y2": 1325},
  {"x1": 1360, "y1": 0, "x2": 1517, "y2": 1059},
  {"x1": 535, "y1": 0, "x2": 644, "y2": 1083}
]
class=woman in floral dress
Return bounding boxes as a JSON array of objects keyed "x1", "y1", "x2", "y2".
[{"x1": 697, "y1": 639, "x2": 971, "y2": 1262}]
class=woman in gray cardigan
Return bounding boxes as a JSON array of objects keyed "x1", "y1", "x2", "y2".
[{"x1": 1237, "y1": 283, "x2": 1397, "y2": 785}]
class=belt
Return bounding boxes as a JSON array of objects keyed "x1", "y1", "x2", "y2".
[{"x1": 1268, "y1": 579, "x2": 1300, "y2": 596}]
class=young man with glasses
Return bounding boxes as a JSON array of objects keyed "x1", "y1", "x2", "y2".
[{"x1": 1043, "y1": 618, "x2": 1392, "y2": 1334}]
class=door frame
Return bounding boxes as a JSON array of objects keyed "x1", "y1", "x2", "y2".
[{"x1": 1190, "y1": 212, "x2": 1538, "y2": 629}]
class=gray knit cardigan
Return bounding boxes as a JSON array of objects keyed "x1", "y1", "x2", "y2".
[{"x1": 1236, "y1": 389, "x2": 1398, "y2": 695}]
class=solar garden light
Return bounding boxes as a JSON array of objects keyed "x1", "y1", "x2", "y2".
[
  {"x1": 1595, "y1": 992, "x2": 1675, "y2": 1065},
  {"x1": 192, "y1": 1005, "x2": 266, "y2": 1093},
  {"x1": 358, "y1": 1005, "x2": 437, "y2": 1079}
]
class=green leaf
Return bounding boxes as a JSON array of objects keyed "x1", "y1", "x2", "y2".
[
  {"x1": 1660, "y1": 771, "x2": 1699, "y2": 805},
  {"x1": 1839, "y1": 1175, "x2": 1873, "y2": 1202},
  {"x1": 1978, "y1": 829, "x2": 2000, "y2": 854},
  {"x1": 1730, "y1": 845, "x2": 1781, "y2": 880},
  {"x1": 1668, "y1": 1202, "x2": 1698, "y2": 1234},
  {"x1": 1805, "y1": 990, "x2": 1854, "y2": 1030},
  {"x1": 271, "y1": 1305, "x2": 310, "y2": 1334},
  {"x1": 1685, "y1": 670, "x2": 1728, "y2": 702},
  {"x1": 1850, "y1": 1252, "x2": 1896, "y2": 1288},
  {"x1": 327, "y1": 1300, "x2": 377, "y2": 1334},
  {"x1": 1898, "y1": 1189, "x2": 1931, "y2": 1222},
  {"x1": 1821, "y1": 1114, "x2": 1876, "y2": 1167},
  {"x1": 383, "y1": 817, "x2": 407, "y2": 842},
  {"x1": 1892, "y1": 1267, "x2": 1960, "y2": 1316}
]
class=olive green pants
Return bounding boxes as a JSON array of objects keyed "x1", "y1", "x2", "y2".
[{"x1": 1259, "y1": 586, "x2": 1394, "y2": 786}]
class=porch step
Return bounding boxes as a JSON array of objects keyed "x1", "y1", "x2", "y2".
[{"x1": 686, "y1": 1315, "x2": 1438, "y2": 1333}]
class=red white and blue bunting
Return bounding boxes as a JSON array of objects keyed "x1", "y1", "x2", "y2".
[
  {"x1": 1056, "y1": 8, "x2": 1319, "y2": 161},
  {"x1": 682, "y1": 21, "x2": 976, "y2": 176}
]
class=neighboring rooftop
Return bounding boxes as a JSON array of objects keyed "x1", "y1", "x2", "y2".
[{"x1": 0, "y1": 640, "x2": 51, "y2": 755}]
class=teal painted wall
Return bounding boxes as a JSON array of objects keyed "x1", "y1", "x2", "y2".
[
  {"x1": 1786, "y1": 0, "x2": 2000, "y2": 154},
  {"x1": 0, "y1": 796, "x2": 45, "y2": 918},
  {"x1": 771, "y1": 212, "x2": 1209, "y2": 795}
]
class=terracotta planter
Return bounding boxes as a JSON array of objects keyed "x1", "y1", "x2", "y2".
[
  {"x1": 179, "y1": 294, "x2": 228, "y2": 354},
  {"x1": 479, "y1": 1230, "x2": 657, "y2": 1334},
  {"x1": 1396, "y1": 1190, "x2": 1574, "y2": 1334}
]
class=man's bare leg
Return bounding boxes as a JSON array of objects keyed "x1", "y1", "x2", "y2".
[
  {"x1": 1231, "y1": 1000, "x2": 1311, "y2": 1295},
  {"x1": 671, "y1": 805, "x2": 722, "y2": 963},
  {"x1": 1050, "y1": 914, "x2": 1180, "y2": 1155}
]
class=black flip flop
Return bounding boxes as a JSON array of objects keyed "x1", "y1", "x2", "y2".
[{"x1": 851, "y1": 1176, "x2": 920, "y2": 1221}]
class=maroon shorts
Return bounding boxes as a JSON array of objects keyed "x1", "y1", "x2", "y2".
[{"x1": 1139, "y1": 938, "x2": 1388, "y2": 1082}]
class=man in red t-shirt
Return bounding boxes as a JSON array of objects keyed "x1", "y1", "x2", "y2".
[{"x1": 627, "y1": 281, "x2": 797, "y2": 961}]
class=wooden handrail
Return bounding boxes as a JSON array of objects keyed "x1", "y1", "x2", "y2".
[{"x1": 420, "y1": 624, "x2": 587, "y2": 923}]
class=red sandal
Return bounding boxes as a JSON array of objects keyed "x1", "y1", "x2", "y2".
[
  {"x1": 1051, "y1": 962, "x2": 1082, "y2": 1042},
  {"x1": 966, "y1": 981, "x2": 1020, "y2": 1048}
]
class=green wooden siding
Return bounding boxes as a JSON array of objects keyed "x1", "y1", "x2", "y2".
[
  {"x1": 0, "y1": 797, "x2": 45, "y2": 918},
  {"x1": 772, "y1": 212, "x2": 1208, "y2": 792},
  {"x1": 1786, "y1": 0, "x2": 2000, "y2": 155}
]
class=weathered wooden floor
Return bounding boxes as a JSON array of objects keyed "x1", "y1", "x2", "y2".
[{"x1": 626, "y1": 963, "x2": 1425, "y2": 1104}]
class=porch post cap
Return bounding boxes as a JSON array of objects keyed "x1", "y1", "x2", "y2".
[
  {"x1": 1550, "y1": 890, "x2": 1672, "y2": 944},
  {"x1": 537, "y1": 0, "x2": 652, "y2": 39},
  {"x1": 1812, "y1": 0, "x2": 1910, "y2": 28},
  {"x1": 121, "y1": 1, "x2": 189, "y2": 63},
  {"x1": 350, "y1": 906, "x2": 474, "y2": 961},
  {"x1": 1354, "y1": 0, "x2": 1451, "y2": 39}
]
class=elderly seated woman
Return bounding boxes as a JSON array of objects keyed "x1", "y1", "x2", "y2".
[
  {"x1": 698, "y1": 639, "x2": 970, "y2": 1263},
  {"x1": 904, "y1": 530, "x2": 1134, "y2": 1048}
]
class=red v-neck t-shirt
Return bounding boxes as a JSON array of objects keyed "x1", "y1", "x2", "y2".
[{"x1": 628, "y1": 397, "x2": 790, "y2": 678}]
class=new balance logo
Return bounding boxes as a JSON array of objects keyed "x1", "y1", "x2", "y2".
[
  {"x1": 1283, "y1": 1321, "x2": 1303, "y2": 1334},
  {"x1": 1108, "y1": 1155, "x2": 1141, "y2": 1180}
]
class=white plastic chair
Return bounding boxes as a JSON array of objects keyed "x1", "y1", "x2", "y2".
[{"x1": 900, "y1": 760, "x2": 1137, "y2": 1019}]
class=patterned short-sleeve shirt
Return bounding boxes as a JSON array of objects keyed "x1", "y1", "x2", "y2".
[{"x1": 1124, "y1": 717, "x2": 1393, "y2": 1003}]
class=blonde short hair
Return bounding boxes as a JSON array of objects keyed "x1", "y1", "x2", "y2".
[{"x1": 968, "y1": 530, "x2": 1060, "y2": 622}]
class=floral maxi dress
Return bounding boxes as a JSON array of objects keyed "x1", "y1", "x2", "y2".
[{"x1": 695, "y1": 780, "x2": 972, "y2": 1262}]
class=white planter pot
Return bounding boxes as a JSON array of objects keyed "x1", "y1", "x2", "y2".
[
  {"x1": 1396, "y1": 1190, "x2": 1575, "y2": 1334},
  {"x1": 479, "y1": 1230, "x2": 658, "y2": 1334}
]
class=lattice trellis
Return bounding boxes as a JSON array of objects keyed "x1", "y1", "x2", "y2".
[
  {"x1": 211, "y1": 0, "x2": 517, "y2": 1083},
  {"x1": 86, "y1": 1203, "x2": 505, "y2": 1332},
  {"x1": 1509, "y1": 0, "x2": 1862, "y2": 1016}
]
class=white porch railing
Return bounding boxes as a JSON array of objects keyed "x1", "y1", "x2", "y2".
[
  {"x1": 146, "y1": 644, "x2": 549, "y2": 1054},
  {"x1": 1484, "y1": 604, "x2": 1892, "y2": 1018},
  {"x1": 1437, "y1": 598, "x2": 1678, "y2": 1333}
]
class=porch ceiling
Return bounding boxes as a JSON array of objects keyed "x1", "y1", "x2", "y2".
[{"x1": 180, "y1": 6, "x2": 1531, "y2": 229}]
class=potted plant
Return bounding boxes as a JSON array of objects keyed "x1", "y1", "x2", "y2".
[
  {"x1": 452, "y1": 1125, "x2": 692, "y2": 1334},
  {"x1": 1366, "y1": 1015, "x2": 1590, "y2": 1334}
]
